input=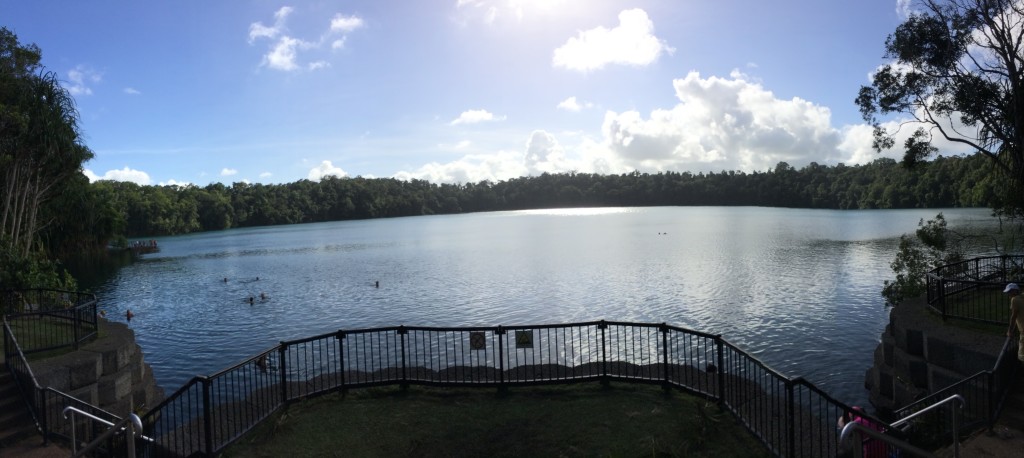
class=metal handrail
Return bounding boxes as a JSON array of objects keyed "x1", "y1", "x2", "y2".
[
  {"x1": 840, "y1": 422, "x2": 936, "y2": 458},
  {"x1": 62, "y1": 406, "x2": 148, "y2": 458},
  {"x1": 891, "y1": 394, "x2": 965, "y2": 457}
]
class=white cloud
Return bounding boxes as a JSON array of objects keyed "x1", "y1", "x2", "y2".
[
  {"x1": 454, "y1": 0, "x2": 568, "y2": 24},
  {"x1": 220, "y1": 168, "x2": 238, "y2": 176},
  {"x1": 896, "y1": 0, "x2": 913, "y2": 20},
  {"x1": 308, "y1": 160, "x2": 348, "y2": 181},
  {"x1": 393, "y1": 71, "x2": 917, "y2": 184},
  {"x1": 597, "y1": 71, "x2": 852, "y2": 173},
  {"x1": 259, "y1": 172, "x2": 273, "y2": 178},
  {"x1": 524, "y1": 130, "x2": 571, "y2": 174},
  {"x1": 553, "y1": 9, "x2": 674, "y2": 72},
  {"x1": 160, "y1": 179, "x2": 193, "y2": 187},
  {"x1": 249, "y1": 7, "x2": 363, "y2": 72},
  {"x1": 65, "y1": 65, "x2": 102, "y2": 96},
  {"x1": 124, "y1": 87, "x2": 141, "y2": 95},
  {"x1": 557, "y1": 96, "x2": 592, "y2": 112},
  {"x1": 394, "y1": 150, "x2": 529, "y2": 184},
  {"x1": 331, "y1": 14, "x2": 364, "y2": 32},
  {"x1": 455, "y1": 140, "x2": 471, "y2": 149},
  {"x1": 450, "y1": 109, "x2": 506, "y2": 125},
  {"x1": 248, "y1": 6, "x2": 291, "y2": 42},
  {"x1": 83, "y1": 167, "x2": 151, "y2": 185}
]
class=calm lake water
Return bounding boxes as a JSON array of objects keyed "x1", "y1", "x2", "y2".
[{"x1": 93, "y1": 206, "x2": 999, "y2": 408}]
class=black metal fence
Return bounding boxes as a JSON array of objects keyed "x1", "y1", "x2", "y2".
[
  {"x1": 893, "y1": 330, "x2": 1019, "y2": 449},
  {"x1": 2, "y1": 289, "x2": 928, "y2": 457},
  {"x1": 2, "y1": 318, "x2": 129, "y2": 455},
  {"x1": 925, "y1": 255, "x2": 1024, "y2": 324},
  {"x1": 138, "y1": 321, "x2": 876, "y2": 458},
  {"x1": 1, "y1": 288, "x2": 99, "y2": 354},
  {"x1": 908, "y1": 255, "x2": 1023, "y2": 449}
]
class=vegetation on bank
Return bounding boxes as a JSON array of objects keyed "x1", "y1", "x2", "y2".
[
  {"x1": 100, "y1": 154, "x2": 999, "y2": 238},
  {"x1": 224, "y1": 383, "x2": 771, "y2": 458}
]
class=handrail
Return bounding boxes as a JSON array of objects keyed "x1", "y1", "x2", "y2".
[
  {"x1": 63, "y1": 406, "x2": 147, "y2": 458},
  {"x1": 840, "y1": 422, "x2": 937, "y2": 458},
  {"x1": 891, "y1": 394, "x2": 964, "y2": 457}
]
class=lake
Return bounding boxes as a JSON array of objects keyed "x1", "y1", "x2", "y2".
[{"x1": 92, "y1": 206, "x2": 999, "y2": 408}]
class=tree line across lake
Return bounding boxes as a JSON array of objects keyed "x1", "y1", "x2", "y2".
[{"x1": 45, "y1": 153, "x2": 1002, "y2": 255}]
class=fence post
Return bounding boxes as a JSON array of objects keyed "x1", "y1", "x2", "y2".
[
  {"x1": 988, "y1": 371, "x2": 996, "y2": 427},
  {"x1": 39, "y1": 389, "x2": 49, "y2": 445},
  {"x1": 599, "y1": 320, "x2": 608, "y2": 382},
  {"x1": 73, "y1": 307, "x2": 81, "y2": 351},
  {"x1": 496, "y1": 326, "x2": 505, "y2": 387},
  {"x1": 1002, "y1": 255, "x2": 1008, "y2": 283},
  {"x1": 715, "y1": 336, "x2": 725, "y2": 406},
  {"x1": 940, "y1": 279, "x2": 948, "y2": 322},
  {"x1": 786, "y1": 378, "x2": 798, "y2": 457},
  {"x1": 660, "y1": 323, "x2": 670, "y2": 389},
  {"x1": 278, "y1": 342, "x2": 288, "y2": 403},
  {"x1": 202, "y1": 377, "x2": 213, "y2": 457},
  {"x1": 398, "y1": 326, "x2": 408, "y2": 388},
  {"x1": 335, "y1": 331, "x2": 346, "y2": 391}
]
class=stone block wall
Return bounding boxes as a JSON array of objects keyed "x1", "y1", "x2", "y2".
[
  {"x1": 30, "y1": 319, "x2": 164, "y2": 417},
  {"x1": 864, "y1": 298, "x2": 1003, "y2": 415}
]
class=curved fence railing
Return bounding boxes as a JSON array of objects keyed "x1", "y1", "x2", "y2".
[
  {"x1": 915, "y1": 255, "x2": 1022, "y2": 449},
  {"x1": 9, "y1": 289, "x2": 958, "y2": 457},
  {"x1": 1, "y1": 289, "x2": 99, "y2": 354},
  {"x1": 925, "y1": 255, "x2": 1024, "y2": 324},
  {"x1": 136, "y1": 321, "x2": 895, "y2": 458}
]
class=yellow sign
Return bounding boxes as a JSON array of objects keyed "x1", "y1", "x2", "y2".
[{"x1": 515, "y1": 330, "x2": 533, "y2": 349}]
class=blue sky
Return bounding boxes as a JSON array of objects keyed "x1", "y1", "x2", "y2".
[{"x1": 2, "y1": 0, "x2": 948, "y2": 186}]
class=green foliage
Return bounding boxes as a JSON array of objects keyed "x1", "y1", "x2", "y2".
[
  {"x1": 0, "y1": 27, "x2": 95, "y2": 287},
  {"x1": 882, "y1": 213, "x2": 965, "y2": 305},
  {"x1": 858, "y1": 0, "x2": 1024, "y2": 217},
  {"x1": 99, "y1": 154, "x2": 998, "y2": 238},
  {"x1": 0, "y1": 237, "x2": 77, "y2": 290}
]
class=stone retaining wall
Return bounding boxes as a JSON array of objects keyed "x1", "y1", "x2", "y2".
[
  {"x1": 30, "y1": 318, "x2": 164, "y2": 417},
  {"x1": 865, "y1": 297, "x2": 1003, "y2": 415}
]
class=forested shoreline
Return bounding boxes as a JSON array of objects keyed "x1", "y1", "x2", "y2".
[{"x1": 76, "y1": 154, "x2": 997, "y2": 242}]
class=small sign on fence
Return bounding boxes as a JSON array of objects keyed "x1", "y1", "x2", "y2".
[
  {"x1": 515, "y1": 330, "x2": 533, "y2": 349},
  {"x1": 470, "y1": 331, "x2": 486, "y2": 350}
]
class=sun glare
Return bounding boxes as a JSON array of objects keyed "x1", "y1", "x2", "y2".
[{"x1": 518, "y1": 207, "x2": 637, "y2": 216}]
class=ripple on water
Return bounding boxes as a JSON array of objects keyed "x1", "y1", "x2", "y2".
[{"x1": 96, "y1": 207, "x2": 998, "y2": 406}]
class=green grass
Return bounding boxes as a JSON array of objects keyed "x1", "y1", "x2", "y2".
[
  {"x1": 940, "y1": 288, "x2": 1011, "y2": 334},
  {"x1": 223, "y1": 383, "x2": 770, "y2": 458},
  {"x1": 1, "y1": 317, "x2": 101, "y2": 361}
]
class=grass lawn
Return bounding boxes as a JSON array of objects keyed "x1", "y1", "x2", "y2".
[
  {"x1": 223, "y1": 383, "x2": 771, "y2": 458},
  {"x1": 1, "y1": 316, "x2": 100, "y2": 362}
]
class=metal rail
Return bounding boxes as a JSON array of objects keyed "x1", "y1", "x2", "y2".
[
  {"x1": 839, "y1": 422, "x2": 936, "y2": 458},
  {"x1": 63, "y1": 406, "x2": 147, "y2": 458},
  {"x1": 890, "y1": 395, "x2": 964, "y2": 457}
]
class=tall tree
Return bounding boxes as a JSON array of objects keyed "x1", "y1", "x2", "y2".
[
  {"x1": 1, "y1": 69, "x2": 93, "y2": 256},
  {"x1": 856, "y1": 0, "x2": 1024, "y2": 216},
  {"x1": 0, "y1": 27, "x2": 91, "y2": 289}
]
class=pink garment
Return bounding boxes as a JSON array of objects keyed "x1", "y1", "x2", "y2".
[{"x1": 852, "y1": 415, "x2": 887, "y2": 458}]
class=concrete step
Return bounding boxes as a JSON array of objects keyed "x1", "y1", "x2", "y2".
[{"x1": 0, "y1": 366, "x2": 40, "y2": 448}]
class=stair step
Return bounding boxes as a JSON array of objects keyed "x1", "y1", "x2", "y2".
[{"x1": 0, "y1": 363, "x2": 38, "y2": 448}]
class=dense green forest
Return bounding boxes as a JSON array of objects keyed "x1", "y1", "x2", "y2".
[{"x1": 68, "y1": 153, "x2": 999, "y2": 242}]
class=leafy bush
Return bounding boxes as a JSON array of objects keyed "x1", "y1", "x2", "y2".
[{"x1": 882, "y1": 214, "x2": 964, "y2": 305}]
